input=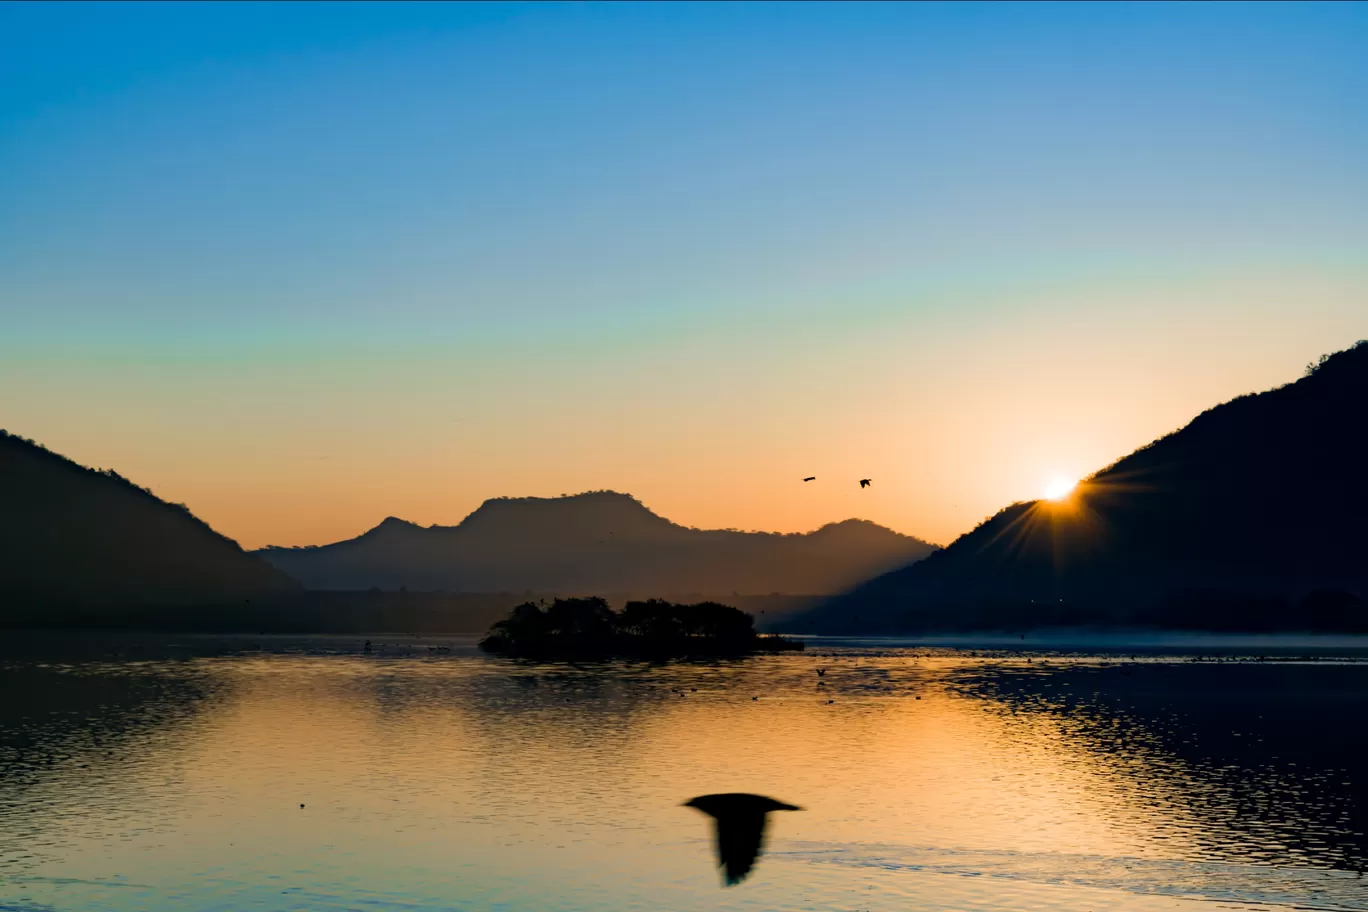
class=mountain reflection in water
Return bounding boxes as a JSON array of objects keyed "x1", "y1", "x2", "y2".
[{"x1": 0, "y1": 636, "x2": 1365, "y2": 912}]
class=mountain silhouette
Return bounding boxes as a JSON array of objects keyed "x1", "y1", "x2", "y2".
[
  {"x1": 796, "y1": 340, "x2": 1368, "y2": 634},
  {"x1": 258, "y1": 491, "x2": 936, "y2": 599},
  {"x1": 0, "y1": 431, "x2": 299, "y2": 621}
]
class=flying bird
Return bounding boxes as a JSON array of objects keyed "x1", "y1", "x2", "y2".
[
  {"x1": 859, "y1": 478, "x2": 872, "y2": 488},
  {"x1": 683, "y1": 793, "x2": 802, "y2": 886},
  {"x1": 802, "y1": 476, "x2": 816, "y2": 482}
]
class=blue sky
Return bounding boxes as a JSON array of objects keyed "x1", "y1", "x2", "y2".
[{"x1": 2, "y1": 2, "x2": 1366, "y2": 547}]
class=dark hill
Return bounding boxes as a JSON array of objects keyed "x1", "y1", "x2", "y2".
[
  {"x1": 795, "y1": 340, "x2": 1368, "y2": 634},
  {"x1": 0, "y1": 431, "x2": 299, "y2": 621},
  {"x1": 258, "y1": 491, "x2": 937, "y2": 599}
]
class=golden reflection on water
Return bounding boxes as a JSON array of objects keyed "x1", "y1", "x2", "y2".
[{"x1": 1, "y1": 647, "x2": 1366, "y2": 911}]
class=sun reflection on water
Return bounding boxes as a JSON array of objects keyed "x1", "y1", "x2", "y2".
[{"x1": 0, "y1": 643, "x2": 1366, "y2": 911}]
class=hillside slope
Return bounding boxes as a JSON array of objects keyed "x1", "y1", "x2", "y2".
[
  {"x1": 259, "y1": 491, "x2": 937, "y2": 597},
  {"x1": 795, "y1": 341, "x2": 1368, "y2": 633},
  {"x1": 0, "y1": 432, "x2": 299, "y2": 617}
]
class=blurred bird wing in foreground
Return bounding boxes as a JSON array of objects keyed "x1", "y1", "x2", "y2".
[
  {"x1": 716, "y1": 808, "x2": 768, "y2": 885},
  {"x1": 684, "y1": 793, "x2": 802, "y2": 886}
]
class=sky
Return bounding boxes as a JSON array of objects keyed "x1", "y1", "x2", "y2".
[{"x1": 2, "y1": 1, "x2": 1366, "y2": 550}]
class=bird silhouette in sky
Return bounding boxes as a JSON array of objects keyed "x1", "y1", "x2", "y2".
[
  {"x1": 684, "y1": 793, "x2": 802, "y2": 886},
  {"x1": 859, "y1": 478, "x2": 872, "y2": 488},
  {"x1": 802, "y1": 476, "x2": 816, "y2": 482}
]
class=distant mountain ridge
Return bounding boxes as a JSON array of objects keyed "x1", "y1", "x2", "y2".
[
  {"x1": 0, "y1": 431, "x2": 299, "y2": 618},
  {"x1": 794, "y1": 340, "x2": 1368, "y2": 633},
  {"x1": 258, "y1": 491, "x2": 937, "y2": 597}
]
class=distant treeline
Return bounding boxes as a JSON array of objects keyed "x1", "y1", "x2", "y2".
[
  {"x1": 480, "y1": 597, "x2": 804, "y2": 658},
  {"x1": 4, "y1": 587, "x2": 1367, "y2": 635},
  {"x1": 796, "y1": 587, "x2": 1368, "y2": 635},
  {"x1": 0, "y1": 591, "x2": 515, "y2": 635},
  {"x1": 0, "y1": 587, "x2": 823, "y2": 634}
]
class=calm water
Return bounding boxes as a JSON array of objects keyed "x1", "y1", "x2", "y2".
[{"x1": 2, "y1": 636, "x2": 1368, "y2": 911}]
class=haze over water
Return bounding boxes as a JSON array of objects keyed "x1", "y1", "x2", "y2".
[{"x1": 3, "y1": 640, "x2": 1366, "y2": 911}]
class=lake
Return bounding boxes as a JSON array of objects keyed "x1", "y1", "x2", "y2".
[{"x1": 2, "y1": 634, "x2": 1367, "y2": 911}]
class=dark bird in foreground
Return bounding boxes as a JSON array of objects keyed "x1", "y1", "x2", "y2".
[
  {"x1": 816, "y1": 668, "x2": 826, "y2": 677},
  {"x1": 684, "y1": 793, "x2": 802, "y2": 885},
  {"x1": 802, "y1": 476, "x2": 816, "y2": 482},
  {"x1": 859, "y1": 478, "x2": 871, "y2": 488}
]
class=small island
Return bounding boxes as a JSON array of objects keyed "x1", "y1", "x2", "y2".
[{"x1": 479, "y1": 597, "x2": 804, "y2": 659}]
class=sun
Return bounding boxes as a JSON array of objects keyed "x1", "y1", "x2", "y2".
[{"x1": 1043, "y1": 476, "x2": 1077, "y2": 501}]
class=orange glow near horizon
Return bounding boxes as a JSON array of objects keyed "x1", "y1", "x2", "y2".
[{"x1": 3, "y1": 271, "x2": 1364, "y2": 550}]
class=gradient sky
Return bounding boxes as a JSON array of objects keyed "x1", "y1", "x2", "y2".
[{"x1": 2, "y1": 1, "x2": 1366, "y2": 549}]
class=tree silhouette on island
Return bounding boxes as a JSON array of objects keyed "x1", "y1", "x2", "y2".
[{"x1": 479, "y1": 597, "x2": 803, "y2": 658}]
